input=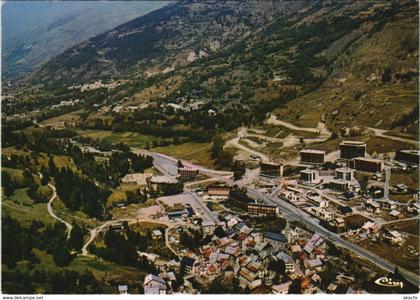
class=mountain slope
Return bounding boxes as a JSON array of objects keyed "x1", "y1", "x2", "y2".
[
  {"x1": 10, "y1": 0, "x2": 419, "y2": 143},
  {"x1": 2, "y1": 1, "x2": 171, "y2": 80}
]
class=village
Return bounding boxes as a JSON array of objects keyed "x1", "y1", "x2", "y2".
[{"x1": 109, "y1": 140, "x2": 419, "y2": 294}]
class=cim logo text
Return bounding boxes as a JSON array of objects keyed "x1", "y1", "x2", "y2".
[{"x1": 374, "y1": 277, "x2": 404, "y2": 289}]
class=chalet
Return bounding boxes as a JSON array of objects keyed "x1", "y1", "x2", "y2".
[
  {"x1": 393, "y1": 184, "x2": 408, "y2": 193},
  {"x1": 389, "y1": 209, "x2": 404, "y2": 220},
  {"x1": 337, "y1": 206, "x2": 353, "y2": 216},
  {"x1": 377, "y1": 199, "x2": 397, "y2": 211},
  {"x1": 263, "y1": 232, "x2": 288, "y2": 250},
  {"x1": 361, "y1": 221, "x2": 380, "y2": 234},
  {"x1": 365, "y1": 199, "x2": 380, "y2": 213},
  {"x1": 272, "y1": 282, "x2": 291, "y2": 294},
  {"x1": 238, "y1": 268, "x2": 262, "y2": 290},
  {"x1": 305, "y1": 259, "x2": 323, "y2": 270},
  {"x1": 118, "y1": 285, "x2": 128, "y2": 295},
  {"x1": 143, "y1": 274, "x2": 167, "y2": 294},
  {"x1": 407, "y1": 202, "x2": 420, "y2": 214},
  {"x1": 202, "y1": 221, "x2": 216, "y2": 235},
  {"x1": 330, "y1": 217, "x2": 346, "y2": 228},
  {"x1": 152, "y1": 230, "x2": 163, "y2": 239},
  {"x1": 382, "y1": 230, "x2": 403, "y2": 246}
]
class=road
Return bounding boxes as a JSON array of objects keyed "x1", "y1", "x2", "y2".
[
  {"x1": 46, "y1": 182, "x2": 73, "y2": 239},
  {"x1": 146, "y1": 150, "x2": 420, "y2": 286},
  {"x1": 368, "y1": 127, "x2": 419, "y2": 146},
  {"x1": 225, "y1": 127, "x2": 269, "y2": 161}
]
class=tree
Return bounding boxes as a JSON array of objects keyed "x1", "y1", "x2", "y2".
[
  {"x1": 53, "y1": 246, "x2": 73, "y2": 267},
  {"x1": 211, "y1": 135, "x2": 224, "y2": 159},
  {"x1": 288, "y1": 278, "x2": 302, "y2": 294},
  {"x1": 68, "y1": 221, "x2": 84, "y2": 251},
  {"x1": 232, "y1": 160, "x2": 246, "y2": 180},
  {"x1": 177, "y1": 160, "x2": 184, "y2": 168},
  {"x1": 48, "y1": 156, "x2": 57, "y2": 176},
  {"x1": 23, "y1": 169, "x2": 35, "y2": 188},
  {"x1": 360, "y1": 175, "x2": 369, "y2": 194},
  {"x1": 382, "y1": 67, "x2": 392, "y2": 83},
  {"x1": 1, "y1": 171, "x2": 16, "y2": 197}
]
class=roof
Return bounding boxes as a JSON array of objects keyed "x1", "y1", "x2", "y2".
[
  {"x1": 168, "y1": 210, "x2": 189, "y2": 217},
  {"x1": 264, "y1": 231, "x2": 288, "y2": 243},
  {"x1": 304, "y1": 258, "x2": 323, "y2": 268},
  {"x1": 272, "y1": 282, "x2": 291, "y2": 293},
  {"x1": 354, "y1": 157, "x2": 382, "y2": 163},
  {"x1": 118, "y1": 285, "x2": 128, "y2": 292},
  {"x1": 260, "y1": 161, "x2": 282, "y2": 167},
  {"x1": 300, "y1": 149, "x2": 326, "y2": 154},
  {"x1": 202, "y1": 220, "x2": 216, "y2": 227},
  {"x1": 152, "y1": 230, "x2": 162, "y2": 236},
  {"x1": 148, "y1": 175, "x2": 178, "y2": 184},
  {"x1": 239, "y1": 268, "x2": 258, "y2": 282},
  {"x1": 389, "y1": 230, "x2": 402, "y2": 238},
  {"x1": 290, "y1": 244, "x2": 302, "y2": 253},
  {"x1": 389, "y1": 210, "x2": 402, "y2": 216},
  {"x1": 300, "y1": 169, "x2": 319, "y2": 175},
  {"x1": 276, "y1": 251, "x2": 293, "y2": 263},
  {"x1": 338, "y1": 206, "x2": 353, "y2": 214},
  {"x1": 340, "y1": 141, "x2": 366, "y2": 146},
  {"x1": 144, "y1": 274, "x2": 166, "y2": 285},
  {"x1": 335, "y1": 167, "x2": 355, "y2": 173}
]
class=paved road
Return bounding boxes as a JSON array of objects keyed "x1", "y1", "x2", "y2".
[
  {"x1": 185, "y1": 191, "x2": 220, "y2": 224},
  {"x1": 46, "y1": 182, "x2": 73, "y2": 239},
  {"x1": 368, "y1": 127, "x2": 419, "y2": 146}
]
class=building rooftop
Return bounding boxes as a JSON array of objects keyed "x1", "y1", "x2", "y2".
[
  {"x1": 399, "y1": 149, "x2": 420, "y2": 155},
  {"x1": 335, "y1": 167, "x2": 355, "y2": 173},
  {"x1": 300, "y1": 169, "x2": 319, "y2": 174},
  {"x1": 300, "y1": 149, "x2": 326, "y2": 154},
  {"x1": 149, "y1": 175, "x2": 178, "y2": 184},
  {"x1": 353, "y1": 157, "x2": 382, "y2": 163},
  {"x1": 144, "y1": 274, "x2": 166, "y2": 285},
  {"x1": 340, "y1": 141, "x2": 366, "y2": 146},
  {"x1": 264, "y1": 231, "x2": 288, "y2": 242},
  {"x1": 260, "y1": 161, "x2": 282, "y2": 167}
]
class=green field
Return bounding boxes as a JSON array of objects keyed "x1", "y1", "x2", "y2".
[
  {"x1": 153, "y1": 142, "x2": 214, "y2": 168},
  {"x1": 76, "y1": 129, "x2": 158, "y2": 148},
  {"x1": 9, "y1": 188, "x2": 33, "y2": 205},
  {"x1": 2, "y1": 201, "x2": 55, "y2": 227}
]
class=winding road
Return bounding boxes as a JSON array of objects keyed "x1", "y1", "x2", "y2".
[
  {"x1": 367, "y1": 127, "x2": 419, "y2": 146},
  {"x1": 47, "y1": 183, "x2": 73, "y2": 239}
]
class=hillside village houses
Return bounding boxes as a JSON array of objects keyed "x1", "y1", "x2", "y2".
[{"x1": 137, "y1": 138, "x2": 417, "y2": 294}]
